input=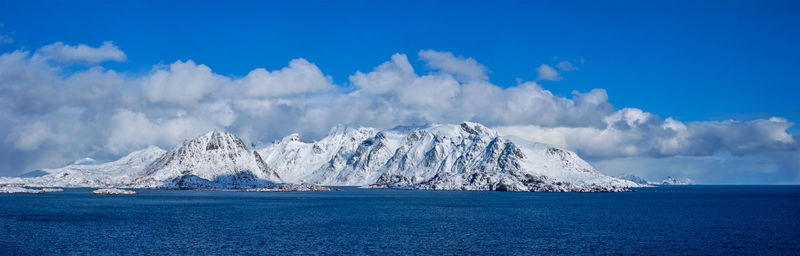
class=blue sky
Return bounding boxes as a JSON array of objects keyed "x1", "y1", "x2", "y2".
[
  {"x1": 0, "y1": 0, "x2": 798, "y2": 183},
  {"x1": 4, "y1": 0, "x2": 798, "y2": 123}
]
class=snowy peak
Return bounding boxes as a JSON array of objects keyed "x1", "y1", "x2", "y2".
[
  {"x1": 203, "y1": 130, "x2": 249, "y2": 151},
  {"x1": 281, "y1": 133, "x2": 302, "y2": 143},
  {"x1": 137, "y1": 130, "x2": 282, "y2": 188},
  {"x1": 459, "y1": 121, "x2": 496, "y2": 137}
]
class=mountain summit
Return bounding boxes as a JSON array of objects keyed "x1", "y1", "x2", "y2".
[{"x1": 136, "y1": 130, "x2": 282, "y2": 189}]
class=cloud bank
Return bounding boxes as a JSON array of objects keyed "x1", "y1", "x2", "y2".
[
  {"x1": 37, "y1": 41, "x2": 126, "y2": 64},
  {"x1": 0, "y1": 42, "x2": 796, "y2": 183}
]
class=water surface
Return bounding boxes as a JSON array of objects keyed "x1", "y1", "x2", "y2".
[{"x1": 1, "y1": 186, "x2": 798, "y2": 255}]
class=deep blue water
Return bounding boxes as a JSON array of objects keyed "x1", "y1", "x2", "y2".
[{"x1": 1, "y1": 186, "x2": 798, "y2": 255}]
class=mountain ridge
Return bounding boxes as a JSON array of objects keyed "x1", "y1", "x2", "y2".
[
  {"x1": 1, "y1": 122, "x2": 642, "y2": 192},
  {"x1": 258, "y1": 122, "x2": 640, "y2": 191}
]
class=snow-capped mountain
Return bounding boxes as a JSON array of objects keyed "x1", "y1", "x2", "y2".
[
  {"x1": 616, "y1": 173, "x2": 649, "y2": 185},
  {"x1": 0, "y1": 146, "x2": 165, "y2": 188},
  {"x1": 1, "y1": 122, "x2": 641, "y2": 192},
  {"x1": 0, "y1": 131, "x2": 283, "y2": 189},
  {"x1": 651, "y1": 176, "x2": 695, "y2": 185},
  {"x1": 258, "y1": 122, "x2": 640, "y2": 192},
  {"x1": 134, "y1": 130, "x2": 282, "y2": 189},
  {"x1": 257, "y1": 125, "x2": 378, "y2": 185}
]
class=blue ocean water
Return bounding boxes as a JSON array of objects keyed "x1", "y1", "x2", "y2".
[{"x1": 0, "y1": 186, "x2": 798, "y2": 255}]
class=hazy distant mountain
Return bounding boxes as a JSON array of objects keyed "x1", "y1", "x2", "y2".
[
  {"x1": 652, "y1": 176, "x2": 695, "y2": 185},
  {"x1": 16, "y1": 170, "x2": 49, "y2": 178},
  {"x1": 2, "y1": 146, "x2": 165, "y2": 188},
  {"x1": 616, "y1": 173, "x2": 649, "y2": 185}
]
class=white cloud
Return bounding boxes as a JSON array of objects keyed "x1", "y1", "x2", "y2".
[
  {"x1": 350, "y1": 53, "x2": 415, "y2": 95},
  {"x1": 37, "y1": 41, "x2": 126, "y2": 64},
  {"x1": 0, "y1": 50, "x2": 63, "y2": 114},
  {"x1": 398, "y1": 74, "x2": 461, "y2": 109},
  {"x1": 236, "y1": 58, "x2": 334, "y2": 98},
  {"x1": 556, "y1": 61, "x2": 579, "y2": 71},
  {"x1": 496, "y1": 110, "x2": 797, "y2": 159},
  {"x1": 418, "y1": 50, "x2": 487, "y2": 82},
  {"x1": 536, "y1": 64, "x2": 561, "y2": 81},
  {"x1": 63, "y1": 67, "x2": 125, "y2": 110},
  {"x1": 106, "y1": 110, "x2": 220, "y2": 154},
  {"x1": 5, "y1": 121, "x2": 55, "y2": 151},
  {"x1": 0, "y1": 43, "x2": 796, "y2": 184},
  {"x1": 197, "y1": 101, "x2": 237, "y2": 127},
  {"x1": 141, "y1": 60, "x2": 230, "y2": 105}
]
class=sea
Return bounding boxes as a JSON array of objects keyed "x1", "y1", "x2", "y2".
[{"x1": 1, "y1": 186, "x2": 798, "y2": 255}]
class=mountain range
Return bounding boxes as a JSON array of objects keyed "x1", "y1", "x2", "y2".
[
  {"x1": 0, "y1": 122, "x2": 641, "y2": 192},
  {"x1": 615, "y1": 173, "x2": 695, "y2": 186}
]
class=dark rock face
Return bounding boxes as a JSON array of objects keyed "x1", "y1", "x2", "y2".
[
  {"x1": 168, "y1": 174, "x2": 214, "y2": 189},
  {"x1": 372, "y1": 174, "x2": 415, "y2": 187},
  {"x1": 371, "y1": 171, "x2": 631, "y2": 192},
  {"x1": 254, "y1": 151, "x2": 281, "y2": 180},
  {"x1": 165, "y1": 171, "x2": 275, "y2": 189}
]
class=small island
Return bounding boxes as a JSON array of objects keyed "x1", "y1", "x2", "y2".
[
  {"x1": 0, "y1": 185, "x2": 63, "y2": 194},
  {"x1": 0, "y1": 186, "x2": 44, "y2": 194},
  {"x1": 92, "y1": 188, "x2": 137, "y2": 195}
]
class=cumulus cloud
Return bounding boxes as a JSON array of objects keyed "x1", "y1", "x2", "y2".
[
  {"x1": 0, "y1": 45, "x2": 796, "y2": 183},
  {"x1": 141, "y1": 60, "x2": 229, "y2": 105},
  {"x1": 236, "y1": 58, "x2": 335, "y2": 98},
  {"x1": 350, "y1": 53, "x2": 416, "y2": 95},
  {"x1": 536, "y1": 64, "x2": 561, "y2": 81},
  {"x1": 496, "y1": 110, "x2": 797, "y2": 159},
  {"x1": 106, "y1": 110, "x2": 221, "y2": 154},
  {"x1": 5, "y1": 121, "x2": 56, "y2": 151},
  {"x1": 36, "y1": 41, "x2": 127, "y2": 64},
  {"x1": 418, "y1": 50, "x2": 487, "y2": 82},
  {"x1": 556, "y1": 61, "x2": 579, "y2": 71},
  {"x1": 0, "y1": 50, "x2": 62, "y2": 114}
]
